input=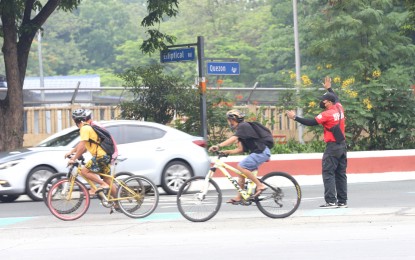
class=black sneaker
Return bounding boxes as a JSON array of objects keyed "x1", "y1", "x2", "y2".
[
  {"x1": 319, "y1": 202, "x2": 337, "y2": 209},
  {"x1": 337, "y1": 202, "x2": 348, "y2": 208}
]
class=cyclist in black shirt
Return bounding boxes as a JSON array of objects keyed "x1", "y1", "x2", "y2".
[{"x1": 209, "y1": 109, "x2": 271, "y2": 204}]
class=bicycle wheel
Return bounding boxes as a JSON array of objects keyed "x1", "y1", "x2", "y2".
[
  {"x1": 47, "y1": 178, "x2": 90, "y2": 221},
  {"x1": 177, "y1": 176, "x2": 222, "y2": 222},
  {"x1": 114, "y1": 171, "x2": 133, "y2": 180},
  {"x1": 116, "y1": 175, "x2": 159, "y2": 218},
  {"x1": 42, "y1": 173, "x2": 67, "y2": 206},
  {"x1": 255, "y1": 172, "x2": 301, "y2": 218}
]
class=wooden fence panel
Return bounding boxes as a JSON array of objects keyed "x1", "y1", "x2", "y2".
[
  {"x1": 23, "y1": 105, "x2": 121, "y2": 147},
  {"x1": 23, "y1": 105, "x2": 313, "y2": 147}
]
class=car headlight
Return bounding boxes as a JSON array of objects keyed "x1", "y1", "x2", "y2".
[{"x1": 0, "y1": 159, "x2": 23, "y2": 170}]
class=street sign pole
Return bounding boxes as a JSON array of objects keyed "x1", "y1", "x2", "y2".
[
  {"x1": 160, "y1": 36, "x2": 207, "y2": 140},
  {"x1": 197, "y1": 36, "x2": 207, "y2": 140}
]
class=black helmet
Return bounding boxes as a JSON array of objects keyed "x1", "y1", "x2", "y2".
[
  {"x1": 226, "y1": 109, "x2": 245, "y2": 123},
  {"x1": 72, "y1": 108, "x2": 92, "y2": 123}
]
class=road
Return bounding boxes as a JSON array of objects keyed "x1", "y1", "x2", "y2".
[{"x1": 1, "y1": 180, "x2": 415, "y2": 259}]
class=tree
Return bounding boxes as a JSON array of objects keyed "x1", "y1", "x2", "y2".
[
  {"x1": 0, "y1": 0, "x2": 81, "y2": 151},
  {"x1": 0, "y1": 0, "x2": 184, "y2": 151},
  {"x1": 118, "y1": 64, "x2": 199, "y2": 125},
  {"x1": 297, "y1": 0, "x2": 415, "y2": 150}
]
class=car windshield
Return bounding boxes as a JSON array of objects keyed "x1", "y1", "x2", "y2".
[{"x1": 36, "y1": 129, "x2": 79, "y2": 147}]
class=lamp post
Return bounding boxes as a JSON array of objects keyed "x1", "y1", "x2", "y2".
[{"x1": 293, "y1": 0, "x2": 304, "y2": 143}]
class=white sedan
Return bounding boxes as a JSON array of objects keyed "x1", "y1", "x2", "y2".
[{"x1": 0, "y1": 120, "x2": 210, "y2": 202}]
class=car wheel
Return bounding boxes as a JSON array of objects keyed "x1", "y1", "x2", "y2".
[
  {"x1": 161, "y1": 161, "x2": 193, "y2": 195},
  {"x1": 26, "y1": 166, "x2": 56, "y2": 201},
  {"x1": 0, "y1": 194, "x2": 20, "y2": 203}
]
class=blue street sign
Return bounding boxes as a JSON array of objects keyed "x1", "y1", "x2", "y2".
[
  {"x1": 160, "y1": 47, "x2": 195, "y2": 63},
  {"x1": 206, "y1": 61, "x2": 240, "y2": 75}
]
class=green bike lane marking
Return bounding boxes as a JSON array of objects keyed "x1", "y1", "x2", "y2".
[{"x1": 0, "y1": 217, "x2": 36, "y2": 227}]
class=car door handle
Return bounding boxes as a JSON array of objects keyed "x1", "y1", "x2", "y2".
[{"x1": 155, "y1": 147, "x2": 165, "y2": 151}]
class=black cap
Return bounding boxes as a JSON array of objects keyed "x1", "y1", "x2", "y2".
[{"x1": 319, "y1": 92, "x2": 336, "y2": 103}]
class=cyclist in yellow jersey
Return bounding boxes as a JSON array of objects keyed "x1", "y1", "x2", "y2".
[{"x1": 65, "y1": 109, "x2": 113, "y2": 196}]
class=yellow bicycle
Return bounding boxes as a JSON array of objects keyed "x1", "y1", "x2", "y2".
[
  {"x1": 46, "y1": 156, "x2": 159, "y2": 221},
  {"x1": 177, "y1": 152, "x2": 301, "y2": 222}
]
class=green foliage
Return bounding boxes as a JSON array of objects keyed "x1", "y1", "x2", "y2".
[
  {"x1": 2, "y1": 0, "x2": 414, "y2": 152},
  {"x1": 172, "y1": 88, "x2": 236, "y2": 140},
  {"x1": 291, "y1": 0, "x2": 415, "y2": 150},
  {"x1": 271, "y1": 139, "x2": 326, "y2": 154},
  {"x1": 118, "y1": 64, "x2": 198, "y2": 125}
]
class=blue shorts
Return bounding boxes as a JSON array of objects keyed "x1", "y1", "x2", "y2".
[{"x1": 239, "y1": 147, "x2": 271, "y2": 171}]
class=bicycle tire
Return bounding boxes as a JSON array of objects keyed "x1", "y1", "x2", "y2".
[
  {"x1": 177, "y1": 176, "x2": 222, "y2": 222},
  {"x1": 114, "y1": 171, "x2": 133, "y2": 179},
  {"x1": 255, "y1": 172, "x2": 301, "y2": 218},
  {"x1": 47, "y1": 178, "x2": 90, "y2": 221},
  {"x1": 42, "y1": 173, "x2": 67, "y2": 206},
  {"x1": 116, "y1": 175, "x2": 159, "y2": 218}
]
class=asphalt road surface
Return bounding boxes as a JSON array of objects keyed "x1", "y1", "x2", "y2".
[{"x1": 1, "y1": 180, "x2": 415, "y2": 260}]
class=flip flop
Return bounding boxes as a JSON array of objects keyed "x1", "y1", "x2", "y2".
[
  {"x1": 226, "y1": 199, "x2": 242, "y2": 205},
  {"x1": 254, "y1": 188, "x2": 267, "y2": 197}
]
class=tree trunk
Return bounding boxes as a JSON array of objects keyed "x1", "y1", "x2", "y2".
[
  {"x1": 0, "y1": 8, "x2": 24, "y2": 151},
  {"x1": 0, "y1": 1, "x2": 59, "y2": 152}
]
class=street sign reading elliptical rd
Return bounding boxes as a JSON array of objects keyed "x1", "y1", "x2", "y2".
[
  {"x1": 160, "y1": 47, "x2": 195, "y2": 63},
  {"x1": 206, "y1": 61, "x2": 240, "y2": 75}
]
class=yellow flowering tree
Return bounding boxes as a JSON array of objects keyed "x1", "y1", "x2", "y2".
[
  {"x1": 296, "y1": 0, "x2": 415, "y2": 150},
  {"x1": 296, "y1": 68, "x2": 415, "y2": 150}
]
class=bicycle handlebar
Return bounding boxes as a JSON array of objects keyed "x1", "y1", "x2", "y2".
[
  {"x1": 214, "y1": 151, "x2": 230, "y2": 159},
  {"x1": 66, "y1": 154, "x2": 85, "y2": 167}
]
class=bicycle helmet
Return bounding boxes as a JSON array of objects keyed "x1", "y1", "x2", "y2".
[
  {"x1": 226, "y1": 109, "x2": 245, "y2": 123},
  {"x1": 72, "y1": 108, "x2": 92, "y2": 124}
]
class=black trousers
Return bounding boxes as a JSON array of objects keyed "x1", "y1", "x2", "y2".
[{"x1": 322, "y1": 141, "x2": 348, "y2": 204}]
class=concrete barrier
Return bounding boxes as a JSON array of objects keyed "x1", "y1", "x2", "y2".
[{"x1": 214, "y1": 149, "x2": 415, "y2": 177}]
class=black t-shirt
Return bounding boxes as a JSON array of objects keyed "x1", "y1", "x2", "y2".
[{"x1": 234, "y1": 122, "x2": 266, "y2": 153}]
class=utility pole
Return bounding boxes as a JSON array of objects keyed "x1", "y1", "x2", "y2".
[{"x1": 293, "y1": 0, "x2": 304, "y2": 143}]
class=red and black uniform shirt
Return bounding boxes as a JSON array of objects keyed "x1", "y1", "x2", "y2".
[{"x1": 315, "y1": 103, "x2": 345, "y2": 143}]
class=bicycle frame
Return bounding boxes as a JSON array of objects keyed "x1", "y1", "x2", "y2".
[
  {"x1": 64, "y1": 158, "x2": 140, "y2": 204},
  {"x1": 206, "y1": 156, "x2": 258, "y2": 201}
]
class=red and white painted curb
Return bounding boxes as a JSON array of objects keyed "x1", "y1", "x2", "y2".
[{"x1": 210, "y1": 149, "x2": 415, "y2": 187}]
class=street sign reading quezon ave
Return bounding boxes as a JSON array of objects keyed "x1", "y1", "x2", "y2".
[
  {"x1": 160, "y1": 47, "x2": 195, "y2": 63},
  {"x1": 206, "y1": 61, "x2": 240, "y2": 75}
]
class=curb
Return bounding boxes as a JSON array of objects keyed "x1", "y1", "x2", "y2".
[{"x1": 211, "y1": 149, "x2": 415, "y2": 177}]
